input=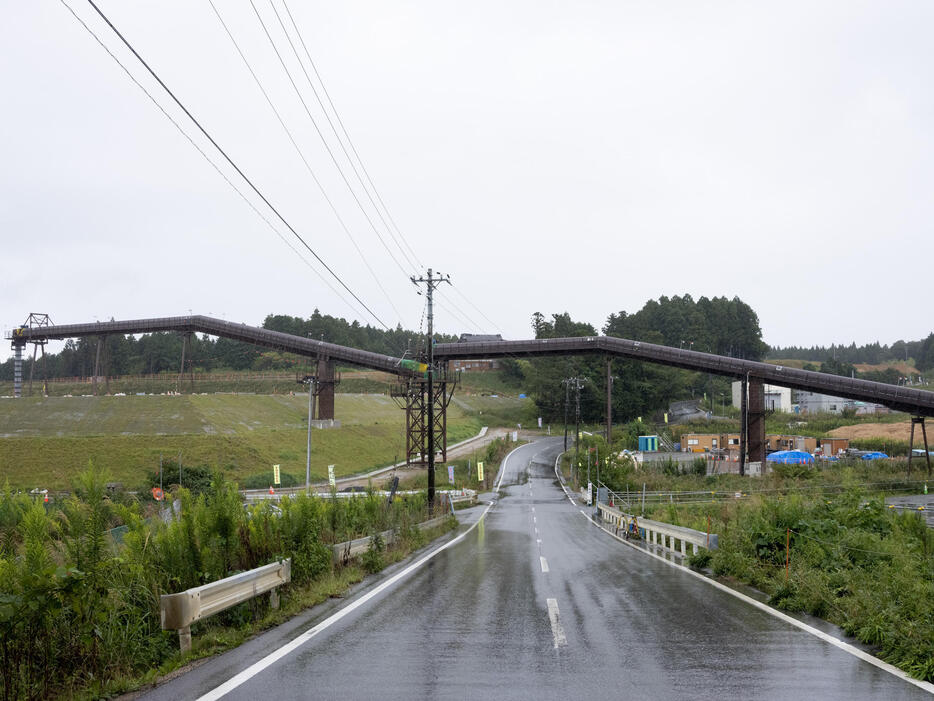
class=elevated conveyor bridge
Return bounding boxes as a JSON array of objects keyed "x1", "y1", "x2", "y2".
[{"x1": 8, "y1": 316, "x2": 934, "y2": 473}]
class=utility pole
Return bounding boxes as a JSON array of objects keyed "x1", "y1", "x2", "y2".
[
  {"x1": 575, "y1": 378, "x2": 582, "y2": 472},
  {"x1": 563, "y1": 379, "x2": 571, "y2": 451},
  {"x1": 605, "y1": 356, "x2": 613, "y2": 445},
  {"x1": 563, "y1": 377, "x2": 586, "y2": 481},
  {"x1": 411, "y1": 268, "x2": 450, "y2": 512}
]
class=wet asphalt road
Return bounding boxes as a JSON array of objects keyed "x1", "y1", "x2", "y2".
[{"x1": 144, "y1": 438, "x2": 932, "y2": 700}]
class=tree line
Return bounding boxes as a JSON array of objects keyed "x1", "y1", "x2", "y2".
[
  {"x1": 768, "y1": 335, "x2": 934, "y2": 371},
  {"x1": 512, "y1": 295, "x2": 768, "y2": 424}
]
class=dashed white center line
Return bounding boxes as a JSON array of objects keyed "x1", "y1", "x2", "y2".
[
  {"x1": 536, "y1": 538, "x2": 542, "y2": 544},
  {"x1": 531, "y1": 506, "x2": 535, "y2": 513},
  {"x1": 533, "y1": 516, "x2": 537, "y2": 524},
  {"x1": 534, "y1": 527, "x2": 539, "y2": 535},
  {"x1": 546, "y1": 598, "x2": 567, "y2": 648},
  {"x1": 540, "y1": 556, "x2": 549, "y2": 573}
]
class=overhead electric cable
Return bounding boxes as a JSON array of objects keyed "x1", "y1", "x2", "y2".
[
  {"x1": 79, "y1": 0, "x2": 390, "y2": 329},
  {"x1": 433, "y1": 297, "x2": 481, "y2": 334},
  {"x1": 58, "y1": 0, "x2": 368, "y2": 323},
  {"x1": 274, "y1": 0, "x2": 421, "y2": 273},
  {"x1": 208, "y1": 0, "x2": 405, "y2": 325},
  {"x1": 248, "y1": 0, "x2": 411, "y2": 279},
  {"x1": 449, "y1": 284, "x2": 504, "y2": 333},
  {"x1": 437, "y1": 291, "x2": 484, "y2": 333},
  {"x1": 279, "y1": 0, "x2": 505, "y2": 336}
]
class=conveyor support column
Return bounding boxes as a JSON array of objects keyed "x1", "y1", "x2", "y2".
[
  {"x1": 316, "y1": 358, "x2": 336, "y2": 420},
  {"x1": 748, "y1": 377, "x2": 766, "y2": 466}
]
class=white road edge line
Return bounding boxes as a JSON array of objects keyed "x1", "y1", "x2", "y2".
[
  {"x1": 197, "y1": 444, "x2": 531, "y2": 701},
  {"x1": 540, "y1": 556, "x2": 549, "y2": 573},
  {"x1": 551, "y1": 451, "x2": 934, "y2": 695},
  {"x1": 546, "y1": 598, "x2": 567, "y2": 648}
]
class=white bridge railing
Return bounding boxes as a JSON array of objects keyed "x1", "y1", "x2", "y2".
[{"x1": 596, "y1": 502, "x2": 718, "y2": 556}]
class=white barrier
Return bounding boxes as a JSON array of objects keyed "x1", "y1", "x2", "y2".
[
  {"x1": 330, "y1": 515, "x2": 451, "y2": 564},
  {"x1": 596, "y1": 503, "x2": 717, "y2": 556},
  {"x1": 161, "y1": 558, "x2": 291, "y2": 652}
]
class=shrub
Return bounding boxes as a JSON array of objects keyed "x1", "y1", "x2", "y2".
[
  {"x1": 240, "y1": 470, "x2": 302, "y2": 489},
  {"x1": 145, "y1": 462, "x2": 214, "y2": 496}
]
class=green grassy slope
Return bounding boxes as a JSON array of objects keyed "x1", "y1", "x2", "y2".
[{"x1": 0, "y1": 393, "x2": 535, "y2": 490}]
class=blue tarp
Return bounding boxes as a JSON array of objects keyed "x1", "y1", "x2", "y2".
[
  {"x1": 766, "y1": 450, "x2": 814, "y2": 464},
  {"x1": 861, "y1": 451, "x2": 889, "y2": 460}
]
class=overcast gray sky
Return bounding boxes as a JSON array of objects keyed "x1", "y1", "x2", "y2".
[{"x1": 3, "y1": 1, "x2": 933, "y2": 362}]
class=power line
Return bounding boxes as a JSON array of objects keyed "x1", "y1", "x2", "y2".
[
  {"x1": 435, "y1": 290, "x2": 484, "y2": 333},
  {"x1": 208, "y1": 0, "x2": 405, "y2": 325},
  {"x1": 77, "y1": 0, "x2": 389, "y2": 329},
  {"x1": 278, "y1": 0, "x2": 423, "y2": 272},
  {"x1": 278, "y1": 0, "x2": 509, "y2": 339},
  {"x1": 433, "y1": 297, "x2": 479, "y2": 334},
  {"x1": 449, "y1": 284, "x2": 503, "y2": 333},
  {"x1": 248, "y1": 0, "x2": 412, "y2": 279},
  {"x1": 273, "y1": 0, "x2": 508, "y2": 342},
  {"x1": 58, "y1": 0, "x2": 368, "y2": 323}
]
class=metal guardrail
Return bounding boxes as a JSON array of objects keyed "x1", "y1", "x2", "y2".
[
  {"x1": 159, "y1": 513, "x2": 454, "y2": 652},
  {"x1": 597, "y1": 503, "x2": 718, "y2": 556},
  {"x1": 330, "y1": 515, "x2": 451, "y2": 564},
  {"x1": 161, "y1": 558, "x2": 291, "y2": 652},
  {"x1": 450, "y1": 493, "x2": 478, "y2": 506}
]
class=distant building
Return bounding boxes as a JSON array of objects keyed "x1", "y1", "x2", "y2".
[
  {"x1": 458, "y1": 334, "x2": 504, "y2": 343},
  {"x1": 681, "y1": 433, "x2": 740, "y2": 453},
  {"x1": 794, "y1": 391, "x2": 888, "y2": 415},
  {"x1": 450, "y1": 334, "x2": 504, "y2": 372},
  {"x1": 681, "y1": 432, "x2": 846, "y2": 456},
  {"x1": 818, "y1": 437, "x2": 850, "y2": 456},
  {"x1": 765, "y1": 435, "x2": 817, "y2": 453},
  {"x1": 732, "y1": 381, "x2": 792, "y2": 413}
]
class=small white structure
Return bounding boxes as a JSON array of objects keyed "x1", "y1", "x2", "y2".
[
  {"x1": 732, "y1": 382, "x2": 792, "y2": 413},
  {"x1": 794, "y1": 391, "x2": 844, "y2": 414},
  {"x1": 794, "y1": 391, "x2": 888, "y2": 415}
]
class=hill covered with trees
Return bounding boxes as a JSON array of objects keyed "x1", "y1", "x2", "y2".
[{"x1": 517, "y1": 295, "x2": 767, "y2": 423}]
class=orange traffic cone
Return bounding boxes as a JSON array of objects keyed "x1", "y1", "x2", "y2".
[
  {"x1": 269, "y1": 485, "x2": 275, "y2": 495},
  {"x1": 44, "y1": 493, "x2": 49, "y2": 503}
]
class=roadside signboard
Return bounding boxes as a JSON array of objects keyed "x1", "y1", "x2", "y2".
[
  {"x1": 448, "y1": 465, "x2": 455, "y2": 484},
  {"x1": 477, "y1": 461, "x2": 484, "y2": 482},
  {"x1": 273, "y1": 464, "x2": 281, "y2": 485},
  {"x1": 328, "y1": 465, "x2": 336, "y2": 488}
]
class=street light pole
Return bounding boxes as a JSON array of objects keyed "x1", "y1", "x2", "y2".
[{"x1": 299, "y1": 373, "x2": 316, "y2": 496}]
